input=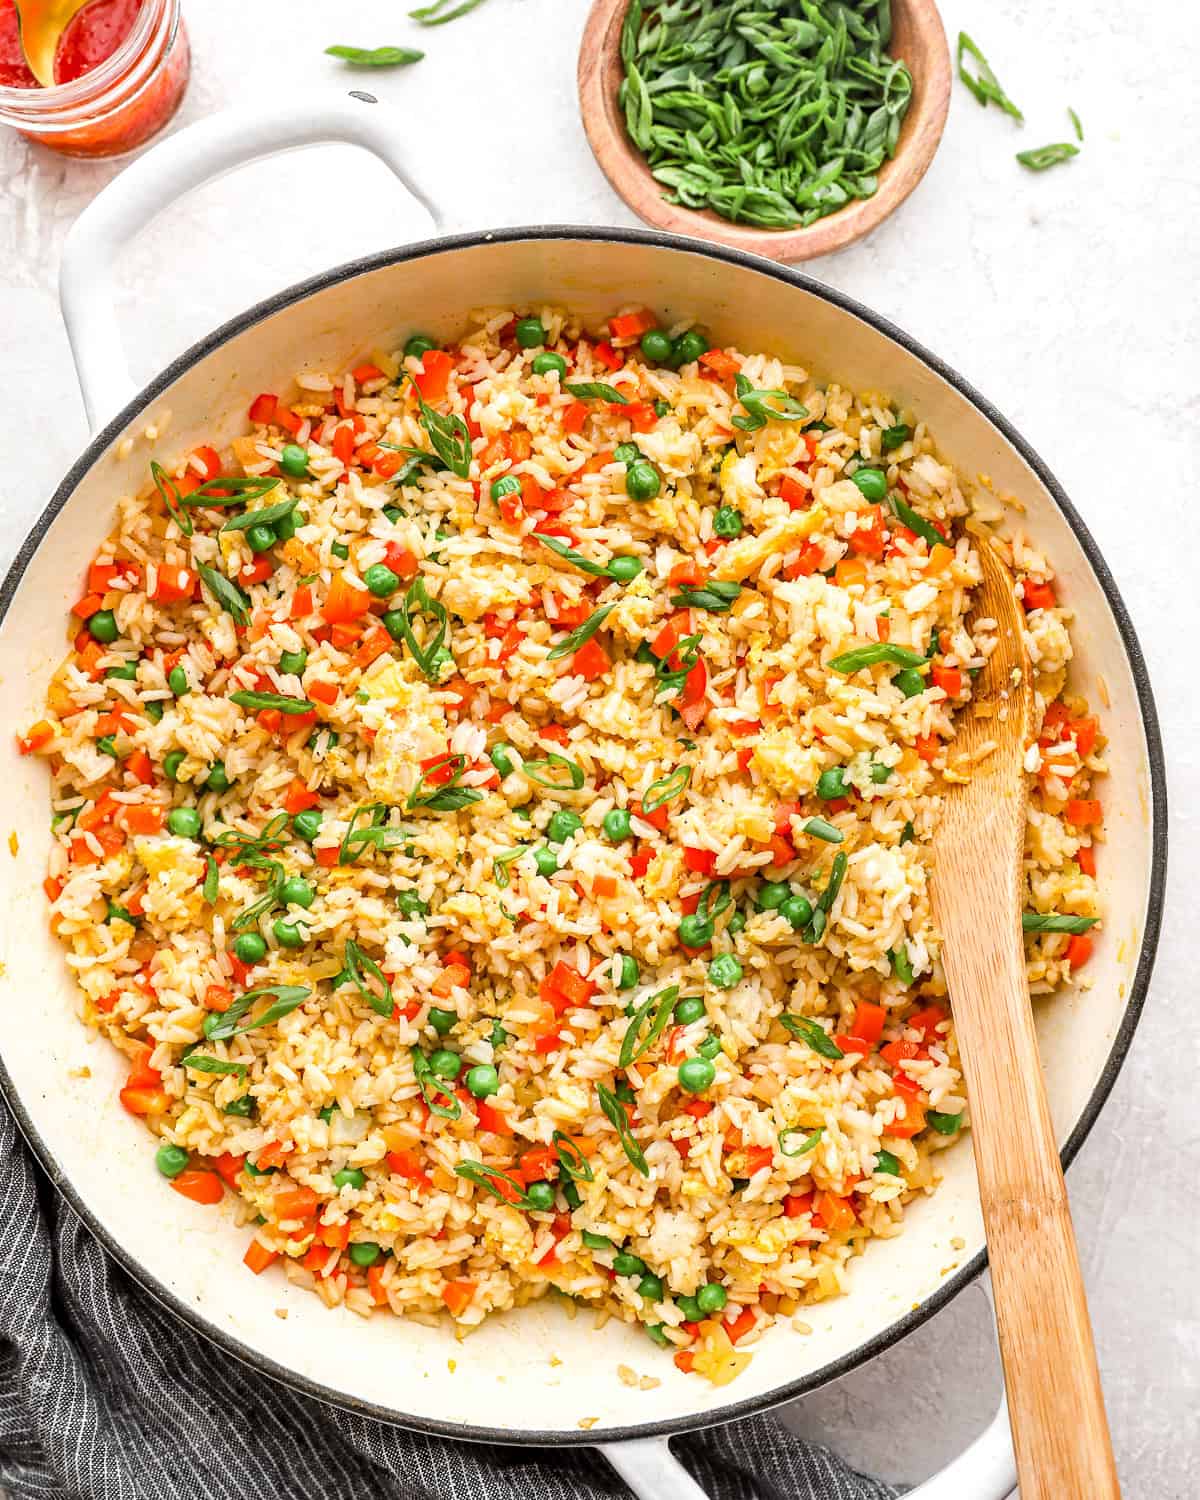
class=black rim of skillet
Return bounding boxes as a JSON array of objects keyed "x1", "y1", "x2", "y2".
[{"x1": 0, "y1": 224, "x2": 1168, "y2": 1450}]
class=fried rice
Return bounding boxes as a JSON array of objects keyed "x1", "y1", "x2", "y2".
[{"x1": 20, "y1": 304, "x2": 1105, "y2": 1385}]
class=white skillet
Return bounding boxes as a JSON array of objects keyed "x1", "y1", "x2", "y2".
[{"x1": 0, "y1": 96, "x2": 1166, "y2": 1500}]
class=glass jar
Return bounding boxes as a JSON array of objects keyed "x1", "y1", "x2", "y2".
[{"x1": 0, "y1": 0, "x2": 189, "y2": 158}]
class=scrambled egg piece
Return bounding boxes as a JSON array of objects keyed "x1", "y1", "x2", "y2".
[
  {"x1": 714, "y1": 505, "x2": 826, "y2": 582},
  {"x1": 751, "y1": 730, "x2": 821, "y2": 798},
  {"x1": 134, "y1": 836, "x2": 206, "y2": 929}
]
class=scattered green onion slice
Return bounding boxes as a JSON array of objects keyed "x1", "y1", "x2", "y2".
[
  {"x1": 230, "y1": 690, "x2": 314, "y2": 715},
  {"x1": 196, "y1": 564, "x2": 250, "y2": 627},
  {"x1": 597, "y1": 1083, "x2": 649, "y2": 1177},
  {"x1": 956, "y1": 32, "x2": 1023, "y2": 121},
  {"x1": 523, "y1": 753, "x2": 585, "y2": 791},
  {"x1": 780, "y1": 1013, "x2": 844, "y2": 1060},
  {"x1": 564, "y1": 381, "x2": 627, "y2": 405},
  {"x1": 669, "y1": 580, "x2": 741, "y2": 613},
  {"x1": 344, "y1": 939, "x2": 393, "y2": 1017},
  {"x1": 641, "y1": 763, "x2": 691, "y2": 813},
  {"x1": 1016, "y1": 142, "x2": 1080, "y2": 172},
  {"x1": 1021, "y1": 912, "x2": 1098, "y2": 934},
  {"x1": 547, "y1": 603, "x2": 615, "y2": 661},
  {"x1": 828, "y1": 643, "x2": 927, "y2": 674},
  {"x1": 779, "y1": 1126, "x2": 824, "y2": 1157},
  {"x1": 552, "y1": 1130, "x2": 595, "y2": 1182},
  {"x1": 802, "y1": 817, "x2": 843, "y2": 844},
  {"x1": 619, "y1": 985, "x2": 680, "y2": 1068},
  {"x1": 325, "y1": 43, "x2": 424, "y2": 66}
]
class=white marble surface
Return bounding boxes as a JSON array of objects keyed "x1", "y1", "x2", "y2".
[{"x1": 0, "y1": 0, "x2": 1196, "y2": 1494}]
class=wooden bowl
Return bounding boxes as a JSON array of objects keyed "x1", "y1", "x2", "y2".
[{"x1": 578, "y1": 0, "x2": 952, "y2": 263}]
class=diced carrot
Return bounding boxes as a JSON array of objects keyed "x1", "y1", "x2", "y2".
[
  {"x1": 119, "y1": 1085, "x2": 168, "y2": 1116},
  {"x1": 1077, "y1": 843, "x2": 1097, "y2": 878},
  {"x1": 539, "y1": 723, "x2": 570, "y2": 746},
  {"x1": 151, "y1": 565, "x2": 196, "y2": 604},
  {"x1": 414, "y1": 349, "x2": 454, "y2": 402},
  {"x1": 635, "y1": 798, "x2": 670, "y2": 832},
  {"x1": 784, "y1": 1192, "x2": 813, "y2": 1219},
  {"x1": 240, "y1": 558, "x2": 274, "y2": 587},
  {"x1": 1066, "y1": 798, "x2": 1102, "y2": 827},
  {"x1": 387, "y1": 1149, "x2": 433, "y2": 1188},
  {"x1": 562, "y1": 400, "x2": 589, "y2": 435},
  {"x1": 354, "y1": 628, "x2": 392, "y2": 670},
  {"x1": 699, "y1": 349, "x2": 741, "y2": 379},
  {"x1": 745, "y1": 1146, "x2": 773, "y2": 1176},
  {"x1": 881, "y1": 1039, "x2": 923, "y2": 1069},
  {"x1": 308, "y1": 678, "x2": 338, "y2": 706},
  {"x1": 548, "y1": 961, "x2": 596, "y2": 1008},
  {"x1": 533, "y1": 1031, "x2": 564, "y2": 1054},
  {"x1": 724, "y1": 1306, "x2": 757, "y2": 1344},
  {"x1": 273, "y1": 1184, "x2": 319, "y2": 1220},
  {"x1": 329, "y1": 621, "x2": 362, "y2": 651},
  {"x1": 674, "y1": 1350, "x2": 696, "y2": 1374},
  {"x1": 212, "y1": 1152, "x2": 245, "y2": 1189},
  {"x1": 931, "y1": 662, "x2": 962, "y2": 696},
  {"x1": 814, "y1": 1191, "x2": 856, "y2": 1234},
  {"x1": 517, "y1": 1145, "x2": 559, "y2": 1184},
  {"x1": 204, "y1": 984, "x2": 234, "y2": 1013},
  {"x1": 442, "y1": 1279, "x2": 476, "y2": 1316},
  {"x1": 123, "y1": 750, "x2": 154, "y2": 788},
  {"x1": 834, "y1": 557, "x2": 868, "y2": 590},
  {"x1": 353, "y1": 363, "x2": 385, "y2": 384},
  {"x1": 1071, "y1": 716, "x2": 1099, "y2": 758},
  {"x1": 914, "y1": 733, "x2": 940, "y2": 763},
  {"x1": 72, "y1": 593, "x2": 104, "y2": 620},
  {"x1": 290, "y1": 585, "x2": 313, "y2": 620},
  {"x1": 834, "y1": 1034, "x2": 871, "y2": 1055},
  {"x1": 850, "y1": 1001, "x2": 886, "y2": 1045},
  {"x1": 609, "y1": 308, "x2": 657, "y2": 339},
  {"x1": 17, "y1": 721, "x2": 55, "y2": 755},
  {"x1": 571, "y1": 636, "x2": 610, "y2": 681},
  {"x1": 887, "y1": 1091, "x2": 927, "y2": 1139},
  {"x1": 331, "y1": 424, "x2": 356, "y2": 465},
  {"x1": 77, "y1": 791, "x2": 119, "y2": 832},
  {"x1": 257, "y1": 1140, "x2": 294, "y2": 1172},
  {"x1": 43, "y1": 876, "x2": 62, "y2": 903},
  {"x1": 122, "y1": 804, "x2": 163, "y2": 835},
  {"x1": 474, "y1": 1099, "x2": 511, "y2": 1135},
  {"x1": 170, "y1": 1170, "x2": 223, "y2": 1206},
  {"x1": 249, "y1": 393, "x2": 277, "y2": 424},
  {"x1": 243, "y1": 1238, "x2": 278, "y2": 1275},
  {"x1": 366, "y1": 1264, "x2": 390, "y2": 1305},
  {"x1": 283, "y1": 778, "x2": 318, "y2": 816},
  {"x1": 1066, "y1": 934, "x2": 1094, "y2": 969},
  {"x1": 768, "y1": 834, "x2": 794, "y2": 868},
  {"x1": 322, "y1": 573, "x2": 370, "y2": 624},
  {"x1": 1022, "y1": 579, "x2": 1056, "y2": 612}
]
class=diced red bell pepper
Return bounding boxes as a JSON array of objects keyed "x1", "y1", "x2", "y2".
[
  {"x1": 571, "y1": 636, "x2": 610, "y2": 681},
  {"x1": 850, "y1": 1001, "x2": 886, "y2": 1044},
  {"x1": 415, "y1": 350, "x2": 454, "y2": 402},
  {"x1": 1066, "y1": 798, "x2": 1103, "y2": 827},
  {"x1": 608, "y1": 308, "x2": 656, "y2": 339},
  {"x1": 1022, "y1": 579, "x2": 1056, "y2": 612},
  {"x1": 248, "y1": 393, "x2": 277, "y2": 425},
  {"x1": 1066, "y1": 934, "x2": 1094, "y2": 969}
]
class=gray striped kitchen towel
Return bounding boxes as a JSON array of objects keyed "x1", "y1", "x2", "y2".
[{"x1": 0, "y1": 1099, "x2": 899, "y2": 1500}]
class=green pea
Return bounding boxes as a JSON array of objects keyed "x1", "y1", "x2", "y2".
[
  {"x1": 645, "y1": 1323, "x2": 669, "y2": 1347},
  {"x1": 697, "y1": 1034, "x2": 722, "y2": 1059},
  {"x1": 233, "y1": 931, "x2": 266, "y2": 964},
  {"x1": 582, "y1": 1230, "x2": 612, "y2": 1250},
  {"x1": 608, "y1": 555, "x2": 643, "y2": 583},
  {"x1": 243, "y1": 523, "x2": 274, "y2": 554},
  {"x1": 614, "y1": 442, "x2": 641, "y2": 466},
  {"x1": 757, "y1": 881, "x2": 790, "y2": 911},
  {"x1": 674, "y1": 996, "x2": 706, "y2": 1025},
  {"x1": 88, "y1": 610, "x2": 118, "y2": 644},
  {"x1": 562, "y1": 1180, "x2": 582, "y2": 1210},
  {"x1": 429, "y1": 1049, "x2": 461, "y2": 1081},
  {"x1": 696, "y1": 1282, "x2": 727, "y2": 1314},
  {"x1": 515, "y1": 317, "x2": 547, "y2": 348},
  {"x1": 531, "y1": 352, "x2": 567, "y2": 379},
  {"x1": 465, "y1": 1064, "x2": 499, "y2": 1098},
  {"x1": 677, "y1": 1294, "x2": 703, "y2": 1321},
  {"x1": 616, "y1": 954, "x2": 639, "y2": 990},
  {"x1": 625, "y1": 460, "x2": 661, "y2": 502},
  {"x1": 144, "y1": 701, "x2": 164, "y2": 724},
  {"x1": 279, "y1": 649, "x2": 307, "y2": 676},
  {"x1": 292, "y1": 808, "x2": 322, "y2": 842},
  {"x1": 870, "y1": 762, "x2": 894, "y2": 784},
  {"x1": 279, "y1": 876, "x2": 315, "y2": 909},
  {"x1": 205, "y1": 762, "x2": 230, "y2": 792},
  {"x1": 727, "y1": 909, "x2": 746, "y2": 936},
  {"x1": 166, "y1": 665, "x2": 187, "y2": 696},
  {"x1": 547, "y1": 809, "x2": 582, "y2": 844},
  {"x1": 639, "y1": 329, "x2": 675, "y2": 364},
  {"x1": 524, "y1": 1180, "x2": 556, "y2": 1212},
  {"x1": 533, "y1": 846, "x2": 559, "y2": 877},
  {"x1": 96, "y1": 736, "x2": 118, "y2": 759},
  {"x1": 330, "y1": 541, "x2": 350, "y2": 561},
  {"x1": 349, "y1": 1241, "x2": 382, "y2": 1266},
  {"x1": 405, "y1": 334, "x2": 437, "y2": 360},
  {"x1": 893, "y1": 667, "x2": 926, "y2": 699},
  {"x1": 358, "y1": 563, "x2": 396, "y2": 598},
  {"x1": 708, "y1": 954, "x2": 743, "y2": 989},
  {"x1": 817, "y1": 768, "x2": 849, "y2": 800},
  {"x1": 780, "y1": 893, "x2": 813, "y2": 930},
  {"x1": 272, "y1": 918, "x2": 305, "y2": 949},
  {"x1": 318, "y1": 1106, "x2": 336, "y2": 1124},
  {"x1": 678, "y1": 1056, "x2": 715, "y2": 1093},
  {"x1": 490, "y1": 474, "x2": 522, "y2": 501},
  {"x1": 489, "y1": 743, "x2": 515, "y2": 776},
  {"x1": 224, "y1": 1095, "x2": 255, "y2": 1118},
  {"x1": 713, "y1": 506, "x2": 744, "y2": 538},
  {"x1": 613, "y1": 1252, "x2": 646, "y2": 1277},
  {"x1": 852, "y1": 466, "x2": 887, "y2": 502},
  {"x1": 603, "y1": 808, "x2": 632, "y2": 842},
  {"x1": 381, "y1": 610, "x2": 407, "y2": 644},
  {"x1": 279, "y1": 444, "x2": 309, "y2": 479},
  {"x1": 637, "y1": 1272, "x2": 664, "y2": 1301},
  {"x1": 155, "y1": 1143, "x2": 189, "y2": 1179},
  {"x1": 678, "y1": 914, "x2": 713, "y2": 947},
  {"x1": 396, "y1": 889, "x2": 429, "y2": 918},
  {"x1": 653, "y1": 399, "x2": 671, "y2": 418},
  {"x1": 333, "y1": 1167, "x2": 366, "y2": 1190},
  {"x1": 105, "y1": 661, "x2": 138, "y2": 681},
  {"x1": 167, "y1": 807, "x2": 201, "y2": 839},
  {"x1": 428, "y1": 1006, "x2": 457, "y2": 1035},
  {"x1": 672, "y1": 329, "x2": 709, "y2": 367}
]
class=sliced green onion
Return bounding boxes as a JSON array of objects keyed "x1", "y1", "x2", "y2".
[
  {"x1": 779, "y1": 1126, "x2": 823, "y2": 1157},
  {"x1": 619, "y1": 985, "x2": 680, "y2": 1068},
  {"x1": 1021, "y1": 912, "x2": 1098, "y2": 934},
  {"x1": 230, "y1": 690, "x2": 314, "y2": 715},
  {"x1": 597, "y1": 1083, "x2": 649, "y2": 1177},
  {"x1": 344, "y1": 939, "x2": 393, "y2": 1017},
  {"x1": 523, "y1": 753, "x2": 585, "y2": 791},
  {"x1": 546, "y1": 603, "x2": 615, "y2": 661},
  {"x1": 780, "y1": 1013, "x2": 844, "y2": 1060},
  {"x1": 564, "y1": 381, "x2": 628, "y2": 404},
  {"x1": 641, "y1": 764, "x2": 691, "y2": 814},
  {"x1": 828, "y1": 643, "x2": 927, "y2": 674}
]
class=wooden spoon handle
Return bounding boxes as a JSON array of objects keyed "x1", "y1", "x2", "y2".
[{"x1": 952, "y1": 921, "x2": 1121, "y2": 1499}]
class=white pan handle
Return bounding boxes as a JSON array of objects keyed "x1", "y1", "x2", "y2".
[
  {"x1": 59, "y1": 93, "x2": 442, "y2": 433},
  {"x1": 601, "y1": 1407, "x2": 1013, "y2": 1500},
  {"x1": 601, "y1": 1281, "x2": 1015, "y2": 1499}
]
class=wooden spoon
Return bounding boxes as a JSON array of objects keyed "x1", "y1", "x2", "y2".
[{"x1": 931, "y1": 537, "x2": 1120, "y2": 1499}]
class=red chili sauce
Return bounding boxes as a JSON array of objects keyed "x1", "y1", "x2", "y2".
[{"x1": 0, "y1": 0, "x2": 143, "y2": 88}]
